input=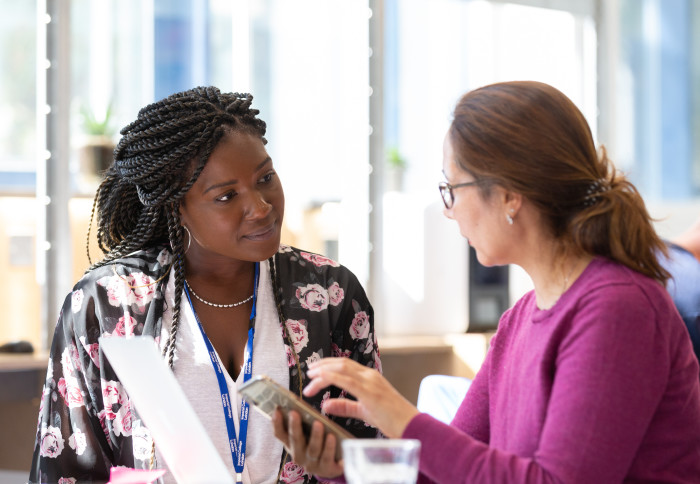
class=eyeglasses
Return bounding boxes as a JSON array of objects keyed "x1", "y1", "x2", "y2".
[{"x1": 438, "y1": 180, "x2": 479, "y2": 209}]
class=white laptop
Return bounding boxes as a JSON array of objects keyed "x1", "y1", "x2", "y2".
[{"x1": 99, "y1": 335, "x2": 234, "y2": 484}]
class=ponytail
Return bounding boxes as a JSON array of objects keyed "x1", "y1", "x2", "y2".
[
  {"x1": 568, "y1": 147, "x2": 670, "y2": 284},
  {"x1": 450, "y1": 81, "x2": 670, "y2": 284}
]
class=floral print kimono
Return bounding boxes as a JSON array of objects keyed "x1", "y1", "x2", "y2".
[{"x1": 29, "y1": 245, "x2": 381, "y2": 484}]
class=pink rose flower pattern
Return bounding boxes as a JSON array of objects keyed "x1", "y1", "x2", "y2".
[
  {"x1": 280, "y1": 461, "x2": 307, "y2": 484},
  {"x1": 96, "y1": 271, "x2": 157, "y2": 310},
  {"x1": 305, "y1": 351, "x2": 321, "y2": 367},
  {"x1": 331, "y1": 343, "x2": 352, "y2": 358},
  {"x1": 156, "y1": 248, "x2": 172, "y2": 267},
  {"x1": 39, "y1": 426, "x2": 64, "y2": 458},
  {"x1": 61, "y1": 381, "x2": 85, "y2": 409},
  {"x1": 296, "y1": 283, "x2": 329, "y2": 312},
  {"x1": 350, "y1": 311, "x2": 370, "y2": 340},
  {"x1": 79, "y1": 336, "x2": 100, "y2": 369},
  {"x1": 112, "y1": 313, "x2": 138, "y2": 337},
  {"x1": 300, "y1": 251, "x2": 340, "y2": 267},
  {"x1": 97, "y1": 410, "x2": 111, "y2": 442},
  {"x1": 32, "y1": 246, "x2": 381, "y2": 478},
  {"x1": 71, "y1": 289, "x2": 84, "y2": 314},
  {"x1": 68, "y1": 429, "x2": 86, "y2": 456},
  {"x1": 113, "y1": 402, "x2": 133, "y2": 437},
  {"x1": 328, "y1": 282, "x2": 344, "y2": 306},
  {"x1": 320, "y1": 390, "x2": 331, "y2": 416},
  {"x1": 61, "y1": 345, "x2": 81, "y2": 377},
  {"x1": 102, "y1": 379, "x2": 127, "y2": 417},
  {"x1": 131, "y1": 424, "x2": 154, "y2": 461},
  {"x1": 285, "y1": 319, "x2": 309, "y2": 353},
  {"x1": 285, "y1": 344, "x2": 297, "y2": 368}
]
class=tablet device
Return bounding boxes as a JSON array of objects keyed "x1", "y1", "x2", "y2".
[
  {"x1": 239, "y1": 374, "x2": 354, "y2": 461},
  {"x1": 99, "y1": 335, "x2": 234, "y2": 484}
]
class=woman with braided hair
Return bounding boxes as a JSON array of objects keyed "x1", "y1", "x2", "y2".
[
  {"x1": 29, "y1": 86, "x2": 381, "y2": 483},
  {"x1": 285, "y1": 81, "x2": 700, "y2": 483}
]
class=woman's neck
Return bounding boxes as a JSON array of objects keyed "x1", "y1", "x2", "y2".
[
  {"x1": 521, "y1": 248, "x2": 593, "y2": 310},
  {"x1": 183, "y1": 254, "x2": 258, "y2": 303}
]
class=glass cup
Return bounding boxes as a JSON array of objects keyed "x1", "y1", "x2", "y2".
[{"x1": 342, "y1": 439, "x2": 421, "y2": 484}]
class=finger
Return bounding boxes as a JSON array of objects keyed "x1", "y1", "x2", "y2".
[
  {"x1": 286, "y1": 410, "x2": 308, "y2": 462},
  {"x1": 271, "y1": 408, "x2": 291, "y2": 449},
  {"x1": 303, "y1": 359, "x2": 362, "y2": 397},
  {"x1": 305, "y1": 420, "x2": 325, "y2": 462},
  {"x1": 305, "y1": 365, "x2": 376, "y2": 400},
  {"x1": 302, "y1": 375, "x2": 333, "y2": 397},
  {"x1": 307, "y1": 357, "x2": 363, "y2": 376},
  {"x1": 317, "y1": 433, "x2": 345, "y2": 478},
  {"x1": 319, "y1": 432, "x2": 338, "y2": 466},
  {"x1": 320, "y1": 398, "x2": 364, "y2": 420}
]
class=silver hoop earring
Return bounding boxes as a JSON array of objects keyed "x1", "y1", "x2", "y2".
[
  {"x1": 182, "y1": 226, "x2": 192, "y2": 254},
  {"x1": 506, "y1": 214, "x2": 514, "y2": 225}
]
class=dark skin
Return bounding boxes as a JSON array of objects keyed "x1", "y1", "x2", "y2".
[
  {"x1": 179, "y1": 129, "x2": 285, "y2": 379},
  {"x1": 186, "y1": 298, "x2": 254, "y2": 378},
  {"x1": 180, "y1": 129, "x2": 342, "y2": 470}
]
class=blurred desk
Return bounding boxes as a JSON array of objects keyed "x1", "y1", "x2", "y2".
[
  {"x1": 0, "y1": 352, "x2": 47, "y2": 472},
  {"x1": 0, "y1": 351, "x2": 48, "y2": 371},
  {"x1": 378, "y1": 333, "x2": 492, "y2": 405}
]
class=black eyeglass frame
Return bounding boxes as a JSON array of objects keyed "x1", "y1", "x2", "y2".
[{"x1": 438, "y1": 180, "x2": 480, "y2": 209}]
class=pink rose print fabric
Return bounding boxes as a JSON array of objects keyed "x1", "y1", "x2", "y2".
[
  {"x1": 68, "y1": 428, "x2": 87, "y2": 456},
  {"x1": 285, "y1": 319, "x2": 310, "y2": 353},
  {"x1": 96, "y1": 271, "x2": 159, "y2": 312},
  {"x1": 300, "y1": 251, "x2": 340, "y2": 268},
  {"x1": 280, "y1": 461, "x2": 308, "y2": 484},
  {"x1": 71, "y1": 289, "x2": 84, "y2": 314},
  {"x1": 328, "y1": 282, "x2": 344, "y2": 306},
  {"x1": 350, "y1": 311, "x2": 370, "y2": 340},
  {"x1": 31, "y1": 246, "x2": 380, "y2": 483},
  {"x1": 39, "y1": 425, "x2": 64, "y2": 458},
  {"x1": 296, "y1": 284, "x2": 329, "y2": 312}
]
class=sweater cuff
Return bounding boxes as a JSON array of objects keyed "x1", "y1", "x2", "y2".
[
  {"x1": 315, "y1": 474, "x2": 346, "y2": 483},
  {"x1": 402, "y1": 412, "x2": 438, "y2": 440}
]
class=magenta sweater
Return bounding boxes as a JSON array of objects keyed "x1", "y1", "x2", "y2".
[{"x1": 404, "y1": 258, "x2": 700, "y2": 483}]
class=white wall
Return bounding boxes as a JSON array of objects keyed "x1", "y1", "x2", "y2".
[{"x1": 379, "y1": 192, "x2": 468, "y2": 336}]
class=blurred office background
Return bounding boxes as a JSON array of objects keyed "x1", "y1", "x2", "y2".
[{"x1": 0, "y1": 0, "x2": 699, "y2": 474}]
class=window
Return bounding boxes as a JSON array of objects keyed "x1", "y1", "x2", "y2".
[
  {"x1": 379, "y1": 0, "x2": 597, "y2": 335},
  {"x1": 613, "y1": 0, "x2": 700, "y2": 199},
  {"x1": 0, "y1": 1, "x2": 37, "y2": 192},
  {"x1": 1, "y1": 0, "x2": 699, "y2": 349}
]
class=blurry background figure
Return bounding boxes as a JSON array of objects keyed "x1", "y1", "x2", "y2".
[{"x1": 661, "y1": 216, "x2": 700, "y2": 368}]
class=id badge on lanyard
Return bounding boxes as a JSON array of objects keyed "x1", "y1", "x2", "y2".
[{"x1": 184, "y1": 262, "x2": 260, "y2": 483}]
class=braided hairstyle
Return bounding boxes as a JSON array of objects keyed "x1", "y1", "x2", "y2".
[{"x1": 86, "y1": 86, "x2": 267, "y2": 367}]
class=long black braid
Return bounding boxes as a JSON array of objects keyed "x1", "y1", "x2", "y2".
[
  {"x1": 268, "y1": 254, "x2": 308, "y2": 483},
  {"x1": 85, "y1": 86, "x2": 267, "y2": 369}
]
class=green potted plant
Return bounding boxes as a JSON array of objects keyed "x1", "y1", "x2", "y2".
[
  {"x1": 385, "y1": 146, "x2": 407, "y2": 192},
  {"x1": 78, "y1": 102, "x2": 116, "y2": 187}
]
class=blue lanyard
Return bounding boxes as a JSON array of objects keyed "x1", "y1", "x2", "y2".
[{"x1": 183, "y1": 262, "x2": 259, "y2": 483}]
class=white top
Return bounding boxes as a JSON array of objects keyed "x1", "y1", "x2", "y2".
[{"x1": 158, "y1": 259, "x2": 289, "y2": 484}]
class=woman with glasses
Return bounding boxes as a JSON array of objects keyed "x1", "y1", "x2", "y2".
[{"x1": 274, "y1": 81, "x2": 700, "y2": 483}]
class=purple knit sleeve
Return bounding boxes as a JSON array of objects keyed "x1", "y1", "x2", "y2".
[{"x1": 399, "y1": 279, "x2": 699, "y2": 483}]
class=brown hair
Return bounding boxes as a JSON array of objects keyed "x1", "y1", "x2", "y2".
[{"x1": 449, "y1": 80, "x2": 669, "y2": 283}]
